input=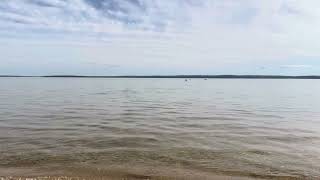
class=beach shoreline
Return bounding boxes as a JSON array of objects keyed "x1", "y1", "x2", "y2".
[{"x1": 0, "y1": 165, "x2": 300, "y2": 180}]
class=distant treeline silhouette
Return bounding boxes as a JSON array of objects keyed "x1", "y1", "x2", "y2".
[{"x1": 1, "y1": 75, "x2": 320, "y2": 79}]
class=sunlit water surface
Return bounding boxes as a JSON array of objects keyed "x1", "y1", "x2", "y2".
[{"x1": 0, "y1": 78, "x2": 320, "y2": 179}]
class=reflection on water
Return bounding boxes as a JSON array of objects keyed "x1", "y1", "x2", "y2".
[{"x1": 0, "y1": 78, "x2": 320, "y2": 179}]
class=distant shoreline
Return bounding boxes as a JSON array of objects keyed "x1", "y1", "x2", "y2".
[{"x1": 0, "y1": 75, "x2": 320, "y2": 79}]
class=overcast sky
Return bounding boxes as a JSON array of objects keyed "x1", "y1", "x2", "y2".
[{"x1": 0, "y1": 0, "x2": 319, "y2": 75}]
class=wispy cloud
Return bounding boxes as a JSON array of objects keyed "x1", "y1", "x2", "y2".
[
  {"x1": 0, "y1": 0, "x2": 200, "y2": 34},
  {"x1": 0, "y1": 0, "x2": 320, "y2": 75},
  {"x1": 281, "y1": 64, "x2": 313, "y2": 69}
]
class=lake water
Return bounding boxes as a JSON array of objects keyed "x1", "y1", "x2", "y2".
[{"x1": 0, "y1": 78, "x2": 320, "y2": 179}]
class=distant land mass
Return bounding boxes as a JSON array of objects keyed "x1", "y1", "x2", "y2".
[{"x1": 1, "y1": 75, "x2": 320, "y2": 79}]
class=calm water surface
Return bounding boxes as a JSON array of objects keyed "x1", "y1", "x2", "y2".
[{"x1": 0, "y1": 78, "x2": 320, "y2": 179}]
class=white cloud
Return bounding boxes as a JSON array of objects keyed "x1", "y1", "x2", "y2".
[
  {"x1": 281, "y1": 65, "x2": 313, "y2": 69},
  {"x1": 0, "y1": 0, "x2": 319, "y2": 75}
]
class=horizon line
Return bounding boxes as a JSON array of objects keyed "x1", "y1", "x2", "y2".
[{"x1": 1, "y1": 75, "x2": 320, "y2": 79}]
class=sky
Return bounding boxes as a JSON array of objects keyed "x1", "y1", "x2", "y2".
[{"x1": 0, "y1": 0, "x2": 319, "y2": 76}]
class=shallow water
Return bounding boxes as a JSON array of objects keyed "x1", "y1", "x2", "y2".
[{"x1": 0, "y1": 78, "x2": 320, "y2": 179}]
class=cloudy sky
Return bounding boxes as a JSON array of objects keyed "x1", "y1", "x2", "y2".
[{"x1": 0, "y1": 0, "x2": 319, "y2": 75}]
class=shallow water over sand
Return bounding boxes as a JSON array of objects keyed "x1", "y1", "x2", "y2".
[{"x1": 0, "y1": 78, "x2": 320, "y2": 179}]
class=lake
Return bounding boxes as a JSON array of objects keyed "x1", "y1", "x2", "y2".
[{"x1": 0, "y1": 78, "x2": 320, "y2": 179}]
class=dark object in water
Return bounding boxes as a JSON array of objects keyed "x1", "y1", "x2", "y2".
[{"x1": 185, "y1": 79, "x2": 188, "y2": 81}]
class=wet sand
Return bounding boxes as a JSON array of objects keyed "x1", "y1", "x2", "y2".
[
  {"x1": 0, "y1": 164, "x2": 301, "y2": 180},
  {"x1": 0, "y1": 168, "x2": 258, "y2": 180}
]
